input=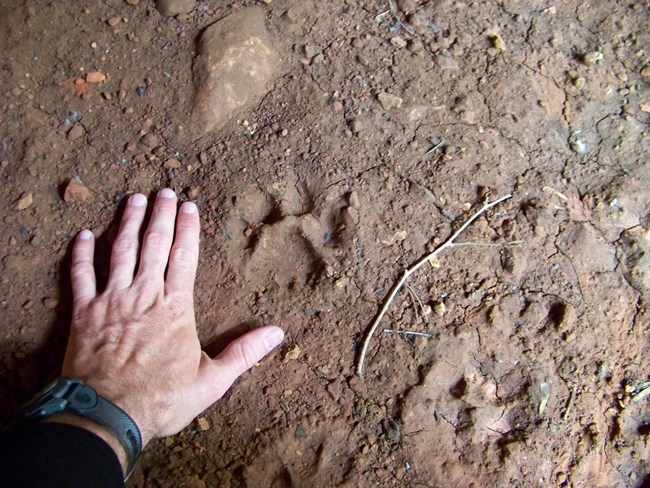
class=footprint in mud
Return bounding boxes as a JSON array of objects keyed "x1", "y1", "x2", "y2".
[{"x1": 223, "y1": 182, "x2": 350, "y2": 289}]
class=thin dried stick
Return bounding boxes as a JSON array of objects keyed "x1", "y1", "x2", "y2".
[
  {"x1": 383, "y1": 329, "x2": 432, "y2": 338},
  {"x1": 356, "y1": 194, "x2": 513, "y2": 376},
  {"x1": 405, "y1": 283, "x2": 426, "y2": 319}
]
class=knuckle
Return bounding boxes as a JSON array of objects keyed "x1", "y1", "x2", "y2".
[
  {"x1": 134, "y1": 283, "x2": 158, "y2": 307},
  {"x1": 144, "y1": 230, "x2": 171, "y2": 251},
  {"x1": 169, "y1": 247, "x2": 196, "y2": 270},
  {"x1": 70, "y1": 262, "x2": 91, "y2": 281},
  {"x1": 234, "y1": 340, "x2": 260, "y2": 372},
  {"x1": 166, "y1": 293, "x2": 189, "y2": 319},
  {"x1": 112, "y1": 236, "x2": 138, "y2": 256}
]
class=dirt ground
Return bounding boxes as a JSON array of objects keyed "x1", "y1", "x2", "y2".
[{"x1": 1, "y1": 0, "x2": 649, "y2": 486}]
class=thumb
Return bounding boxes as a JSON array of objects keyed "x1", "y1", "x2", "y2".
[{"x1": 200, "y1": 326, "x2": 285, "y2": 403}]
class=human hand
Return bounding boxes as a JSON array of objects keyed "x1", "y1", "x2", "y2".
[{"x1": 60, "y1": 189, "x2": 284, "y2": 454}]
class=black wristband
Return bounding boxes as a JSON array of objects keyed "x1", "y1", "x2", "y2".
[{"x1": 17, "y1": 378, "x2": 142, "y2": 477}]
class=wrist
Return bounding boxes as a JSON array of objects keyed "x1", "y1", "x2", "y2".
[
  {"x1": 43, "y1": 413, "x2": 128, "y2": 475},
  {"x1": 17, "y1": 377, "x2": 143, "y2": 477}
]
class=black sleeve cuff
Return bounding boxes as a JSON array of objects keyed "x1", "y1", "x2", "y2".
[{"x1": 0, "y1": 421, "x2": 124, "y2": 488}]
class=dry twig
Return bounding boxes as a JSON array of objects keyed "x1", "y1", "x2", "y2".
[
  {"x1": 356, "y1": 194, "x2": 514, "y2": 376},
  {"x1": 383, "y1": 329, "x2": 432, "y2": 338}
]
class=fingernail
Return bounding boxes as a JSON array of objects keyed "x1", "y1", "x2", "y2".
[
  {"x1": 129, "y1": 193, "x2": 147, "y2": 207},
  {"x1": 78, "y1": 230, "x2": 93, "y2": 241},
  {"x1": 159, "y1": 188, "x2": 176, "y2": 199},
  {"x1": 181, "y1": 202, "x2": 197, "y2": 214},
  {"x1": 263, "y1": 328, "x2": 284, "y2": 352}
]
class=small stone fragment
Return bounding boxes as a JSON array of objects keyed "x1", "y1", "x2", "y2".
[
  {"x1": 64, "y1": 178, "x2": 92, "y2": 203},
  {"x1": 284, "y1": 344, "x2": 301, "y2": 360},
  {"x1": 67, "y1": 124, "x2": 85, "y2": 141},
  {"x1": 640, "y1": 103, "x2": 650, "y2": 113},
  {"x1": 125, "y1": 0, "x2": 140, "y2": 4},
  {"x1": 348, "y1": 190, "x2": 360, "y2": 209},
  {"x1": 86, "y1": 71, "x2": 106, "y2": 84},
  {"x1": 164, "y1": 158, "x2": 181, "y2": 169},
  {"x1": 435, "y1": 55, "x2": 459, "y2": 70},
  {"x1": 304, "y1": 44, "x2": 319, "y2": 59},
  {"x1": 350, "y1": 118, "x2": 364, "y2": 134},
  {"x1": 43, "y1": 298, "x2": 58, "y2": 309},
  {"x1": 390, "y1": 36, "x2": 407, "y2": 48},
  {"x1": 572, "y1": 77, "x2": 586, "y2": 89},
  {"x1": 196, "y1": 417, "x2": 210, "y2": 431},
  {"x1": 192, "y1": 8, "x2": 280, "y2": 136},
  {"x1": 641, "y1": 67, "x2": 650, "y2": 79},
  {"x1": 107, "y1": 16, "x2": 121, "y2": 26},
  {"x1": 433, "y1": 301, "x2": 446, "y2": 316},
  {"x1": 187, "y1": 186, "x2": 200, "y2": 199},
  {"x1": 13, "y1": 192, "x2": 33, "y2": 210},
  {"x1": 491, "y1": 33, "x2": 506, "y2": 51},
  {"x1": 140, "y1": 133, "x2": 159, "y2": 148},
  {"x1": 582, "y1": 51, "x2": 603, "y2": 65},
  {"x1": 155, "y1": 0, "x2": 196, "y2": 16},
  {"x1": 23, "y1": 300, "x2": 33, "y2": 310},
  {"x1": 377, "y1": 92, "x2": 403, "y2": 110},
  {"x1": 570, "y1": 139, "x2": 587, "y2": 153}
]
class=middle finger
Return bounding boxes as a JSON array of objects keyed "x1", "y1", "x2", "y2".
[{"x1": 134, "y1": 188, "x2": 178, "y2": 285}]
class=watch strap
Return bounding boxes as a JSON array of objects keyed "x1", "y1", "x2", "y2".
[
  {"x1": 68, "y1": 389, "x2": 142, "y2": 475},
  {"x1": 17, "y1": 378, "x2": 142, "y2": 478}
]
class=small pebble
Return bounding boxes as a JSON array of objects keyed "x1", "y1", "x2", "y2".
[
  {"x1": 570, "y1": 139, "x2": 587, "y2": 153},
  {"x1": 136, "y1": 86, "x2": 146, "y2": 96},
  {"x1": 140, "y1": 133, "x2": 159, "y2": 148},
  {"x1": 63, "y1": 178, "x2": 92, "y2": 203},
  {"x1": 67, "y1": 124, "x2": 85, "y2": 141},
  {"x1": 350, "y1": 118, "x2": 364, "y2": 134},
  {"x1": 107, "y1": 16, "x2": 121, "y2": 26},
  {"x1": 13, "y1": 192, "x2": 33, "y2": 210},
  {"x1": 377, "y1": 92, "x2": 403, "y2": 110},
  {"x1": 433, "y1": 301, "x2": 446, "y2": 316},
  {"x1": 390, "y1": 36, "x2": 407, "y2": 48},
  {"x1": 196, "y1": 417, "x2": 210, "y2": 431},
  {"x1": 573, "y1": 77, "x2": 586, "y2": 89},
  {"x1": 164, "y1": 158, "x2": 181, "y2": 169},
  {"x1": 86, "y1": 71, "x2": 106, "y2": 84},
  {"x1": 348, "y1": 190, "x2": 360, "y2": 209},
  {"x1": 284, "y1": 344, "x2": 301, "y2": 360},
  {"x1": 491, "y1": 33, "x2": 507, "y2": 51},
  {"x1": 43, "y1": 298, "x2": 58, "y2": 310},
  {"x1": 187, "y1": 186, "x2": 199, "y2": 199},
  {"x1": 435, "y1": 55, "x2": 459, "y2": 70},
  {"x1": 582, "y1": 51, "x2": 603, "y2": 65}
]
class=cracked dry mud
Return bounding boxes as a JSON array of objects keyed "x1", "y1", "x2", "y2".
[{"x1": 1, "y1": 1, "x2": 649, "y2": 487}]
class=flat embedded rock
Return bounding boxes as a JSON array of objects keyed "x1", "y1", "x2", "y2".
[
  {"x1": 192, "y1": 8, "x2": 279, "y2": 137},
  {"x1": 155, "y1": 0, "x2": 196, "y2": 17}
]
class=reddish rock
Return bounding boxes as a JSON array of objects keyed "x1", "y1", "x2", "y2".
[
  {"x1": 164, "y1": 158, "x2": 181, "y2": 169},
  {"x1": 140, "y1": 133, "x2": 160, "y2": 149},
  {"x1": 187, "y1": 186, "x2": 200, "y2": 199},
  {"x1": 67, "y1": 124, "x2": 85, "y2": 141},
  {"x1": 43, "y1": 298, "x2": 58, "y2": 309},
  {"x1": 64, "y1": 178, "x2": 92, "y2": 203},
  {"x1": 156, "y1": 0, "x2": 196, "y2": 16},
  {"x1": 13, "y1": 192, "x2": 33, "y2": 210},
  {"x1": 192, "y1": 8, "x2": 280, "y2": 137},
  {"x1": 86, "y1": 71, "x2": 106, "y2": 84}
]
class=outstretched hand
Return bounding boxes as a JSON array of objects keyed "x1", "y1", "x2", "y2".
[{"x1": 60, "y1": 189, "x2": 284, "y2": 463}]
